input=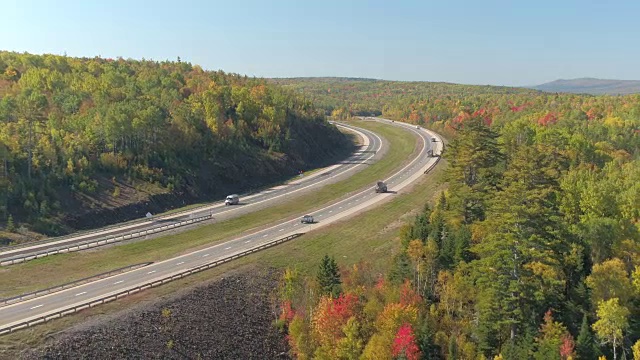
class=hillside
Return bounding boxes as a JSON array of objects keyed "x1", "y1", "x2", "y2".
[
  {"x1": 0, "y1": 52, "x2": 353, "y2": 236},
  {"x1": 532, "y1": 77, "x2": 640, "y2": 95}
]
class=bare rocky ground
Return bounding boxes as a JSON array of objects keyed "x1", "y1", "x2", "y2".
[{"x1": 19, "y1": 268, "x2": 289, "y2": 360}]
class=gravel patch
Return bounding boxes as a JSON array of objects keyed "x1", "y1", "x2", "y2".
[{"x1": 20, "y1": 269, "x2": 289, "y2": 360}]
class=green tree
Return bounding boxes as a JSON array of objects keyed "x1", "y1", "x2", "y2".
[
  {"x1": 473, "y1": 145, "x2": 568, "y2": 342},
  {"x1": 632, "y1": 266, "x2": 640, "y2": 295},
  {"x1": 585, "y1": 258, "x2": 633, "y2": 308},
  {"x1": 592, "y1": 298, "x2": 630, "y2": 360},
  {"x1": 448, "y1": 334, "x2": 458, "y2": 360},
  {"x1": 389, "y1": 252, "x2": 413, "y2": 285},
  {"x1": 288, "y1": 315, "x2": 314, "y2": 360},
  {"x1": 576, "y1": 314, "x2": 599, "y2": 360},
  {"x1": 6, "y1": 214, "x2": 15, "y2": 232},
  {"x1": 445, "y1": 115, "x2": 502, "y2": 224},
  {"x1": 335, "y1": 317, "x2": 363, "y2": 359},
  {"x1": 317, "y1": 255, "x2": 341, "y2": 297}
]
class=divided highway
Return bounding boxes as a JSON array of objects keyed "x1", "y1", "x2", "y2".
[
  {"x1": 0, "y1": 118, "x2": 444, "y2": 332},
  {"x1": 0, "y1": 123, "x2": 383, "y2": 265}
]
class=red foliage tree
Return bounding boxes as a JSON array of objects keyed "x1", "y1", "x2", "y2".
[
  {"x1": 313, "y1": 293, "x2": 360, "y2": 344},
  {"x1": 392, "y1": 323, "x2": 421, "y2": 360},
  {"x1": 400, "y1": 280, "x2": 422, "y2": 307},
  {"x1": 279, "y1": 300, "x2": 295, "y2": 323},
  {"x1": 538, "y1": 112, "x2": 558, "y2": 126},
  {"x1": 559, "y1": 334, "x2": 576, "y2": 359}
]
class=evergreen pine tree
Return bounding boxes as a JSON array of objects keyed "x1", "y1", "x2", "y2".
[
  {"x1": 417, "y1": 318, "x2": 437, "y2": 359},
  {"x1": 445, "y1": 115, "x2": 502, "y2": 224},
  {"x1": 317, "y1": 255, "x2": 341, "y2": 297},
  {"x1": 6, "y1": 214, "x2": 15, "y2": 232},
  {"x1": 453, "y1": 225, "x2": 471, "y2": 264},
  {"x1": 388, "y1": 252, "x2": 413, "y2": 285},
  {"x1": 576, "y1": 314, "x2": 591, "y2": 358},
  {"x1": 576, "y1": 313, "x2": 599, "y2": 360},
  {"x1": 472, "y1": 144, "x2": 569, "y2": 340}
]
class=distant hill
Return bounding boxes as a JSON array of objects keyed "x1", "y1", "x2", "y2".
[{"x1": 532, "y1": 78, "x2": 640, "y2": 95}]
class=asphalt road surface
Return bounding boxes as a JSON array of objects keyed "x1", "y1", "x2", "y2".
[
  {"x1": 0, "y1": 123, "x2": 384, "y2": 264},
  {"x1": 0, "y1": 118, "x2": 443, "y2": 330}
]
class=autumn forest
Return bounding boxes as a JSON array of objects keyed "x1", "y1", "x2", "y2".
[{"x1": 274, "y1": 78, "x2": 640, "y2": 359}]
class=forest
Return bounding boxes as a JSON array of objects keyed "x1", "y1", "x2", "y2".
[
  {"x1": 270, "y1": 77, "x2": 537, "y2": 118},
  {"x1": 275, "y1": 78, "x2": 640, "y2": 359},
  {"x1": 0, "y1": 52, "x2": 352, "y2": 235}
]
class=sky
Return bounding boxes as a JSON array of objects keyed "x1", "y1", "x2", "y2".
[{"x1": 2, "y1": 0, "x2": 640, "y2": 86}]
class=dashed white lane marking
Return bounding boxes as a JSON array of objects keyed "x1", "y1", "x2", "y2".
[
  {"x1": 114, "y1": 280, "x2": 124, "y2": 284},
  {"x1": 339, "y1": 206, "x2": 343, "y2": 209},
  {"x1": 245, "y1": 240, "x2": 251, "y2": 243},
  {"x1": 225, "y1": 246, "x2": 231, "y2": 250},
  {"x1": 279, "y1": 229, "x2": 284, "y2": 232},
  {"x1": 75, "y1": 292, "x2": 87, "y2": 296},
  {"x1": 348, "y1": 202, "x2": 352, "y2": 205},
  {"x1": 329, "y1": 210, "x2": 333, "y2": 213},
  {"x1": 203, "y1": 254, "x2": 210, "y2": 257},
  {"x1": 263, "y1": 234, "x2": 268, "y2": 238},
  {"x1": 176, "y1": 262, "x2": 184, "y2": 265},
  {"x1": 147, "y1": 270, "x2": 156, "y2": 274},
  {"x1": 30, "y1": 304, "x2": 43, "y2": 309}
]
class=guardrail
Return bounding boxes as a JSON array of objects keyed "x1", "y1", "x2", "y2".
[
  {"x1": 0, "y1": 214, "x2": 213, "y2": 266},
  {"x1": 1, "y1": 206, "x2": 221, "y2": 252},
  {"x1": 0, "y1": 233, "x2": 303, "y2": 336},
  {"x1": 0, "y1": 262, "x2": 153, "y2": 308}
]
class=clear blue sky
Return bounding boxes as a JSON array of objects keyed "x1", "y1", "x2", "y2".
[{"x1": 2, "y1": 0, "x2": 639, "y2": 86}]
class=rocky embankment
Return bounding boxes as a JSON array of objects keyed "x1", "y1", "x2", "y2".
[{"x1": 21, "y1": 269, "x2": 289, "y2": 359}]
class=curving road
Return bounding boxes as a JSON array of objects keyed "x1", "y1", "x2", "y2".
[
  {"x1": 0, "y1": 123, "x2": 384, "y2": 265},
  {"x1": 0, "y1": 118, "x2": 443, "y2": 331}
]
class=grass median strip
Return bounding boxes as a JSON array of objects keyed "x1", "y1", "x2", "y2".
[{"x1": 0, "y1": 121, "x2": 417, "y2": 298}]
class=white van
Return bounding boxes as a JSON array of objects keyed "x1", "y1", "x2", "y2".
[{"x1": 225, "y1": 194, "x2": 239, "y2": 205}]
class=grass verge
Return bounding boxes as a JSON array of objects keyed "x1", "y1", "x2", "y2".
[
  {"x1": 0, "y1": 157, "x2": 447, "y2": 355},
  {"x1": 0, "y1": 121, "x2": 416, "y2": 298}
]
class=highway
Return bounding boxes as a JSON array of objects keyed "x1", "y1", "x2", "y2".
[
  {"x1": 0, "y1": 118, "x2": 443, "y2": 331},
  {"x1": 0, "y1": 123, "x2": 384, "y2": 265}
]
